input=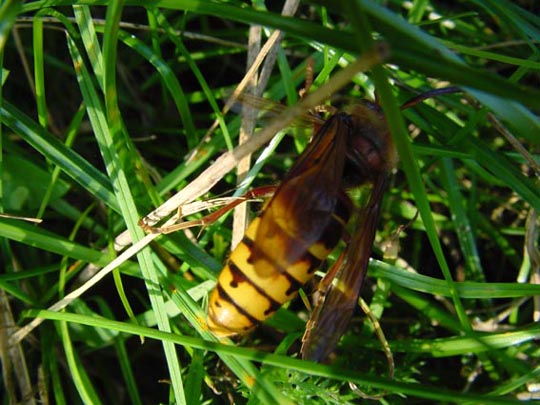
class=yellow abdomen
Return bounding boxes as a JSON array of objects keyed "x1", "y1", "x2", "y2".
[{"x1": 207, "y1": 207, "x2": 347, "y2": 336}]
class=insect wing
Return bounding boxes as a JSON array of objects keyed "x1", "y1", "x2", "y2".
[
  {"x1": 249, "y1": 114, "x2": 350, "y2": 279},
  {"x1": 301, "y1": 174, "x2": 388, "y2": 362}
]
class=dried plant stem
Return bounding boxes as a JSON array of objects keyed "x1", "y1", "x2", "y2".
[{"x1": 232, "y1": 0, "x2": 301, "y2": 248}]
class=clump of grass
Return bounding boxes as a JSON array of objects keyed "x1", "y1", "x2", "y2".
[{"x1": 1, "y1": 1, "x2": 539, "y2": 404}]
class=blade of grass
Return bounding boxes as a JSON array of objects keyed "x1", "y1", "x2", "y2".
[
  {"x1": 106, "y1": 2, "x2": 189, "y2": 401},
  {"x1": 0, "y1": 0, "x2": 20, "y2": 52},
  {"x1": 73, "y1": 2, "x2": 186, "y2": 401},
  {"x1": 439, "y1": 158, "x2": 485, "y2": 282},
  {"x1": 99, "y1": 302, "x2": 142, "y2": 405},
  {"x1": 0, "y1": 102, "x2": 119, "y2": 212},
  {"x1": 69, "y1": 0, "x2": 540, "y2": 108},
  {"x1": 0, "y1": 217, "x2": 112, "y2": 266},
  {"x1": 347, "y1": 2, "x2": 471, "y2": 334},
  {"x1": 369, "y1": 260, "x2": 540, "y2": 299},
  {"x1": 32, "y1": 15, "x2": 47, "y2": 128},
  {"x1": 59, "y1": 321, "x2": 102, "y2": 404},
  {"x1": 30, "y1": 309, "x2": 532, "y2": 405}
]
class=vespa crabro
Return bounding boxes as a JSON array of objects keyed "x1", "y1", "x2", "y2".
[{"x1": 206, "y1": 100, "x2": 397, "y2": 361}]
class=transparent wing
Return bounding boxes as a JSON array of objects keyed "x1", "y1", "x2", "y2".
[
  {"x1": 301, "y1": 174, "x2": 388, "y2": 362},
  {"x1": 249, "y1": 114, "x2": 350, "y2": 277}
]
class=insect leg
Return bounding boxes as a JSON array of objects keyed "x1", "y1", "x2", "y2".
[{"x1": 138, "y1": 185, "x2": 276, "y2": 235}]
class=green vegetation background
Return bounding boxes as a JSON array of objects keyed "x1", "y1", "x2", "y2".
[{"x1": 0, "y1": 1, "x2": 539, "y2": 404}]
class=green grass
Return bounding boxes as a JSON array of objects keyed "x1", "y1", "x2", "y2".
[{"x1": 1, "y1": 1, "x2": 539, "y2": 403}]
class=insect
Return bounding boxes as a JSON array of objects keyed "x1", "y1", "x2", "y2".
[{"x1": 206, "y1": 100, "x2": 397, "y2": 361}]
